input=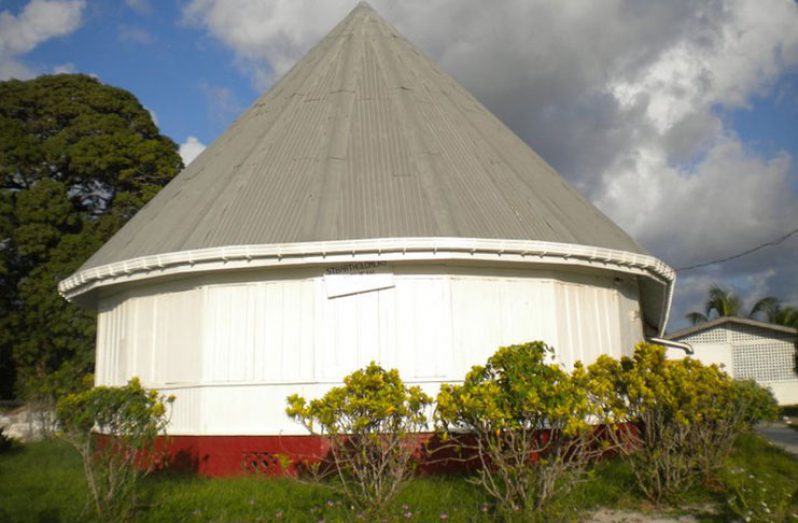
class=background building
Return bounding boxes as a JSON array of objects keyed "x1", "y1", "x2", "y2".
[{"x1": 667, "y1": 317, "x2": 798, "y2": 406}]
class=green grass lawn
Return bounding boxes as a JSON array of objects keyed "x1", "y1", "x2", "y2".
[{"x1": 1, "y1": 432, "x2": 796, "y2": 522}]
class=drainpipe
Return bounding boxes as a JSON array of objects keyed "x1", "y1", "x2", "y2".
[{"x1": 647, "y1": 337, "x2": 694, "y2": 355}]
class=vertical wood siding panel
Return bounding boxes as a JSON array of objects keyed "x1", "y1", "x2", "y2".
[
  {"x1": 241, "y1": 286, "x2": 256, "y2": 382},
  {"x1": 377, "y1": 286, "x2": 397, "y2": 369},
  {"x1": 604, "y1": 288, "x2": 621, "y2": 359},
  {"x1": 106, "y1": 307, "x2": 115, "y2": 385},
  {"x1": 226, "y1": 287, "x2": 246, "y2": 382},
  {"x1": 133, "y1": 297, "x2": 155, "y2": 383},
  {"x1": 615, "y1": 278, "x2": 642, "y2": 357},
  {"x1": 555, "y1": 283, "x2": 572, "y2": 368},
  {"x1": 95, "y1": 310, "x2": 107, "y2": 385},
  {"x1": 499, "y1": 280, "x2": 538, "y2": 347},
  {"x1": 151, "y1": 290, "x2": 201, "y2": 384},
  {"x1": 336, "y1": 293, "x2": 357, "y2": 376},
  {"x1": 117, "y1": 301, "x2": 132, "y2": 385},
  {"x1": 395, "y1": 280, "x2": 415, "y2": 379},
  {"x1": 299, "y1": 281, "x2": 316, "y2": 381},
  {"x1": 203, "y1": 290, "x2": 218, "y2": 382},
  {"x1": 407, "y1": 278, "x2": 450, "y2": 378},
  {"x1": 450, "y1": 278, "x2": 493, "y2": 376},
  {"x1": 587, "y1": 287, "x2": 602, "y2": 362},
  {"x1": 356, "y1": 290, "x2": 380, "y2": 365},
  {"x1": 253, "y1": 284, "x2": 268, "y2": 381},
  {"x1": 112, "y1": 306, "x2": 122, "y2": 384},
  {"x1": 265, "y1": 283, "x2": 286, "y2": 381},
  {"x1": 281, "y1": 282, "x2": 303, "y2": 380}
]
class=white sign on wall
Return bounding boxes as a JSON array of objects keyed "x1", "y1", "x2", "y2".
[{"x1": 323, "y1": 262, "x2": 395, "y2": 298}]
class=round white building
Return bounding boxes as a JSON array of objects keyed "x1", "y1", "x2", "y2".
[{"x1": 60, "y1": 3, "x2": 674, "y2": 474}]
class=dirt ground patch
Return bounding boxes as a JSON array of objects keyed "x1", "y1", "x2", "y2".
[{"x1": 584, "y1": 508, "x2": 709, "y2": 522}]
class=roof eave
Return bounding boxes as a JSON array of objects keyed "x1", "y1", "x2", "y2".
[
  {"x1": 667, "y1": 316, "x2": 798, "y2": 339},
  {"x1": 59, "y1": 236, "x2": 675, "y2": 335}
]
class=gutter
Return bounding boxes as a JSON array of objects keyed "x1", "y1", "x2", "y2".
[
  {"x1": 648, "y1": 337, "x2": 694, "y2": 355},
  {"x1": 58, "y1": 237, "x2": 676, "y2": 334},
  {"x1": 59, "y1": 237, "x2": 675, "y2": 298}
]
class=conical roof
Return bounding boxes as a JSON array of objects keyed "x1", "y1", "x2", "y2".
[{"x1": 80, "y1": 2, "x2": 646, "y2": 271}]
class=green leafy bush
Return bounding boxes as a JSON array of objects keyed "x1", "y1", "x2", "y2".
[
  {"x1": 587, "y1": 344, "x2": 778, "y2": 504},
  {"x1": 730, "y1": 379, "x2": 779, "y2": 427},
  {"x1": 435, "y1": 342, "x2": 610, "y2": 520},
  {"x1": 21, "y1": 365, "x2": 93, "y2": 439},
  {"x1": 0, "y1": 426, "x2": 19, "y2": 454},
  {"x1": 691, "y1": 378, "x2": 778, "y2": 481},
  {"x1": 56, "y1": 377, "x2": 173, "y2": 522},
  {"x1": 286, "y1": 362, "x2": 432, "y2": 516}
]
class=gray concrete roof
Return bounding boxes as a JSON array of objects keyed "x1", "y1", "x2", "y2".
[{"x1": 80, "y1": 2, "x2": 647, "y2": 271}]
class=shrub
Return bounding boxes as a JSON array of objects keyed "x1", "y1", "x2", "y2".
[
  {"x1": 729, "y1": 379, "x2": 779, "y2": 427},
  {"x1": 56, "y1": 377, "x2": 173, "y2": 522},
  {"x1": 435, "y1": 342, "x2": 610, "y2": 520},
  {"x1": 587, "y1": 343, "x2": 778, "y2": 504},
  {"x1": 286, "y1": 362, "x2": 432, "y2": 516},
  {"x1": 691, "y1": 379, "x2": 778, "y2": 481},
  {"x1": 0, "y1": 427, "x2": 19, "y2": 454},
  {"x1": 21, "y1": 364, "x2": 92, "y2": 439}
]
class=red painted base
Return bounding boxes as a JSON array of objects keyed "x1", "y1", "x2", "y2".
[
  {"x1": 154, "y1": 435, "x2": 330, "y2": 476},
  {"x1": 148, "y1": 425, "x2": 637, "y2": 477},
  {"x1": 153, "y1": 433, "x2": 480, "y2": 477}
]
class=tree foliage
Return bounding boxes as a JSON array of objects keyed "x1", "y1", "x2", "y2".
[
  {"x1": 286, "y1": 363, "x2": 432, "y2": 516},
  {"x1": 0, "y1": 74, "x2": 182, "y2": 400},
  {"x1": 685, "y1": 284, "x2": 797, "y2": 328}
]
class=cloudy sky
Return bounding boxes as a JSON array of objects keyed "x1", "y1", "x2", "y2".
[{"x1": 2, "y1": 0, "x2": 797, "y2": 330}]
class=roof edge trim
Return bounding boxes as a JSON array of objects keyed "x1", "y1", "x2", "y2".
[
  {"x1": 666, "y1": 316, "x2": 798, "y2": 339},
  {"x1": 60, "y1": 237, "x2": 674, "y2": 333}
]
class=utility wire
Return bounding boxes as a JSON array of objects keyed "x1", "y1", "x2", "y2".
[{"x1": 676, "y1": 227, "x2": 798, "y2": 272}]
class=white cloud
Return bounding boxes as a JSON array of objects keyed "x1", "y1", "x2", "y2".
[
  {"x1": 145, "y1": 107, "x2": 159, "y2": 127},
  {"x1": 0, "y1": 59, "x2": 34, "y2": 80},
  {"x1": 179, "y1": 136, "x2": 206, "y2": 166},
  {"x1": 52, "y1": 62, "x2": 76, "y2": 74},
  {"x1": 125, "y1": 0, "x2": 152, "y2": 15},
  {"x1": 596, "y1": 138, "x2": 797, "y2": 264},
  {"x1": 183, "y1": 0, "x2": 353, "y2": 88},
  {"x1": 183, "y1": 0, "x2": 798, "y2": 326},
  {"x1": 0, "y1": 0, "x2": 86, "y2": 80},
  {"x1": 200, "y1": 82, "x2": 241, "y2": 125}
]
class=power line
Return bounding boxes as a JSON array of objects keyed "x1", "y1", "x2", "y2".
[{"x1": 676, "y1": 227, "x2": 798, "y2": 272}]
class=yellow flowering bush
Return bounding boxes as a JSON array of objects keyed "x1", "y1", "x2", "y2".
[
  {"x1": 435, "y1": 342, "x2": 608, "y2": 519},
  {"x1": 587, "y1": 343, "x2": 778, "y2": 503},
  {"x1": 56, "y1": 377, "x2": 173, "y2": 522},
  {"x1": 286, "y1": 362, "x2": 432, "y2": 516}
]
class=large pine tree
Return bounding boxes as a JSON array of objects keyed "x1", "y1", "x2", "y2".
[{"x1": 0, "y1": 74, "x2": 183, "y2": 401}]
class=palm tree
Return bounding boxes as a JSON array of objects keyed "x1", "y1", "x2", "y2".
[
  {"x1": 686, "y1": 287, "x2": 798, "y2": 377},
  {"x1": 686, "y1": 285, "x2": 744, "y2": 325},
  {"x1": 749, "y1": 296, "x2": 782, "y2": 323},
  {"x1": 773, "y1": 305, "x2": 798, "y2": 329},
  {"x1": 685, "y1": 285, "x2": 792, "y2": 326}
]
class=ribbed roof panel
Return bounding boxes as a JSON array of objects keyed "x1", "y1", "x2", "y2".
[{"x1": 80, "y1": 2, "x2": 646, "y2": 271}]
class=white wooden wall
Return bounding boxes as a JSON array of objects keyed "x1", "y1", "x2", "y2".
[{"x1": 95, "y1": 264, "x2": 644, "y2": 434}]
